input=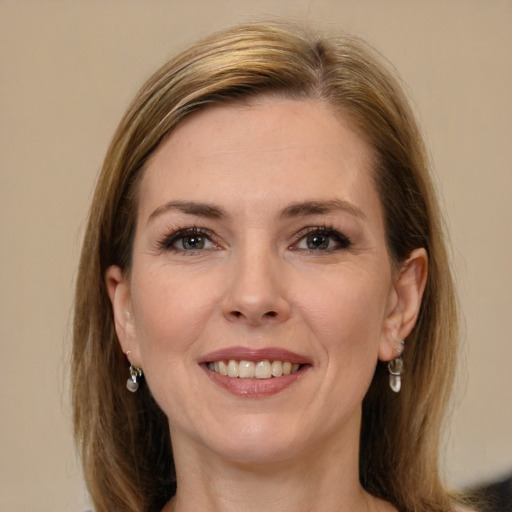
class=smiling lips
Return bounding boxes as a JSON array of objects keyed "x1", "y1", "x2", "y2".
[{"x1": 201, "y1": 347, "x2": 310, "y2": 396}]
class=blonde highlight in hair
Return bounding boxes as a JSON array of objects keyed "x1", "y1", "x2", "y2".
[{"x1": 73, "y1": 21, "x2": 459, "y2": 512}]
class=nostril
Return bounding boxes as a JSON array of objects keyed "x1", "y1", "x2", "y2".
[{"x1": 229, "y1": 310, "x2": 278, "y2": 320}]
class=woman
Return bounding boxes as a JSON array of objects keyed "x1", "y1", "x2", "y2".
[{"x1": 72, "y1": 21, "x2": 463, "y2": 512}]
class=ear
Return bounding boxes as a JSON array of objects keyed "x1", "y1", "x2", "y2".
[
  {"x1": 105, "y1": 265, "x2": 142, "y2": 367},
  {"x1": 378, "y1": 248, "x2": 428, "y2": 361}
]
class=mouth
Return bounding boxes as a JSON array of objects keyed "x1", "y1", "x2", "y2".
[{"x1": 199, "y1": 347, "x2": 311, "y2": 397}]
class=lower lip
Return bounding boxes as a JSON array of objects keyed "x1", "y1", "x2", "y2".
[{"x1": 202, "y1": 365, "x2": 308, "y2": 397}]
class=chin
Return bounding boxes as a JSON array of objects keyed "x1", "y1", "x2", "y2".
[
  {"x1": 200, "y1": 416, "x2": 305, "y2": 465},
  {"x1": 214, "y1": 439, "x2": 299, "y2": 467}
]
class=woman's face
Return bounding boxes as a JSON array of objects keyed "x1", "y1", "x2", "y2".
[{"x1": 108, "y1": 97, "x2": 422, "y2": 465}]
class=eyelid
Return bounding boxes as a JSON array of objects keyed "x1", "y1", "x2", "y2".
[
  {"x1": 156, "y1": 226, "x2": 219, "y2": 252},
  {"x1": 154, "y1": 224, "x2": 351, "y2": 253},
  {"x1": 290, "y1": 225, "x2": 352, "y2": 251}
]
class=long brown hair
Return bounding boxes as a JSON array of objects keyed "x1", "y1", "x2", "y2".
[{"x1": 72, "y1": 21, "x2": 459, "y2": 512}]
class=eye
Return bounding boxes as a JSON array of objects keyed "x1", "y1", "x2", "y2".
[
  {"x1": 158, "y1": 227, "x2": 218, "y2": 252},
  {"x1": 179, "y1": 233, "x2": 208, "y2": 250},
  {"x1": 293, "y1": 227, "x2": 351, "y2": 251}
]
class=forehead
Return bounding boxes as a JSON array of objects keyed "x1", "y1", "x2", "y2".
[{"x1": 139, "y1": 97, "x2": 380, "y2": 219}]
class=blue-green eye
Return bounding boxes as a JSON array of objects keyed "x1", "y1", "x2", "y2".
[
  {"x1": 159, "y1": 228, "x2": 217, "y2": 252},
  {"x1": 305, "y1": 233, "x2": 331, "y2": 250},
  {"x1": 180, "y1": 234, "x2": 206, "y2": 250},
  {"x1": 295, "y1": 228, "x2": 351, "y2": 251}
]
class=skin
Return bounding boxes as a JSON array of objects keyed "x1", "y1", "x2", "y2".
[{"x1": 106, "y1": 97, "x2": 427, "y2": 512}]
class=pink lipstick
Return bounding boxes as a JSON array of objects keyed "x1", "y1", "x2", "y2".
[{"x1": 199, "y1": 346, "x2": 311, "y2": 397}]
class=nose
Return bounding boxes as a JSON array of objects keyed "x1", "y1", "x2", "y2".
[{"x1": 222, "y1": 245, "x2": 291, "y2": 327}]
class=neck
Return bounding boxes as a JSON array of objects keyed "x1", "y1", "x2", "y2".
[{"x1": 163, "y1": 421, "x2": 390, "y2": 512}]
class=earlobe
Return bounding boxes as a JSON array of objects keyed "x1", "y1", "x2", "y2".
[
  {"x1": 379, "y1": 248, "x2": 428, "y2": 361},
  {"x1": 105, "y1": 265, "x2": 141, "y2": 364}
]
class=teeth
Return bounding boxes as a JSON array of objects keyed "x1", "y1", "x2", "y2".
[
  {"x1": 255, "y1": 360, "x2": 271, "y2": 379},
  {"x1": 239, "y1": 360, "x2": 255, "y2": 379},
  {"x1": 271, "y1": 360, "x2": 283, "y2": 377},
  {"x1": 227, "y1": 360, "x2": 239, "y2": 378},
  {"x1": 218, "y1": 361, "x2": 228, "y2": 376},
  {"x1": 208, "y1": 359, "x2": 302, "y2": 379}
]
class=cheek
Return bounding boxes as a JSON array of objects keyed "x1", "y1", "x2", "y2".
[
  {"x1": 129, "y1": 268, "x2": 222, "y2": 419},
  {"x1": 130, "y1": 268, "x2": 220, "y2": 365},
  {"x1": 294, "y1": 265, "x2": 390, "y2": 357}
]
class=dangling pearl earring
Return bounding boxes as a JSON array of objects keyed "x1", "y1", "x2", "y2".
[
  {"x1": 388, "y1": 340, "x2": 405, "y2": 393},
  {"x1": 125, "y1": 350, "x2": 143, "y2": 393}
]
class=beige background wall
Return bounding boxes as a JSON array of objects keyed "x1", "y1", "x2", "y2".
[{"x1": 1, "y1": 1, "x2": 510, "y2": 511}]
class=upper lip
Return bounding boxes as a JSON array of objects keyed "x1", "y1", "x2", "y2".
[{"x1": 199, "y1": 346, "x2": 311, "y2": 365}]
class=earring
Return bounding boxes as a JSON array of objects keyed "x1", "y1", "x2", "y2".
[
  {"x1": 125, "y1": 350, "x2": 143, "y2": 393},
  {"x1": 388, "y1": 340, "x2": 405, "y2": 393},
  {"x1": 127, "y1": 364, "x2": 143, "y2": 392}
]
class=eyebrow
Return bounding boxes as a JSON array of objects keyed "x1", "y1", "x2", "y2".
[
  {"x1": 147, "y1": 200, "x2": 227, "y2": 224},
  {"x1": 281, "y1": 199, "x2": 367, "y2": 221},
  {"x1": 147, "y1": 198, "x2": 366, "y2": 225}
]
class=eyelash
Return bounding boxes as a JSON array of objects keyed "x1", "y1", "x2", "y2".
[
  {"x1": 156, "y1": 226, "x2": 217, "y2": 253},
  {"x1": 156, "y1": 225, "x2": 352, "y2": 254},
  {"x1": 291, "y1": 226, "x2": 352, "y2": 252}
]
